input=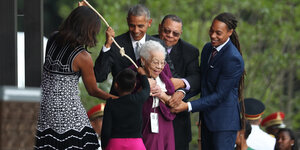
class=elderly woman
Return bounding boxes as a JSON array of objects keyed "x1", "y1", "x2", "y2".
[{"x1": 131, "y1": 40, "x2": 175, "y2": 150}]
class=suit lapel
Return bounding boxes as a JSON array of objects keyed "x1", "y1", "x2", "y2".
[
  {"x1": 169, "y1": 42, "x2": 181, "y2": 64},
  {"x1": 203, "y1": 49, "x2": 211, "y2": 75},
  {"x1": 145, "y1": 34, "x2": 151, "y2": 41},
  {"x1": 123, "y1": 32, "x2": 136, "y2": 60},
  {"x1": 209, "y1": 40, "x2": 231, "y2": 65},
  {"x1": 126, "y1": 34, "x2": 152, "y2": 61}
]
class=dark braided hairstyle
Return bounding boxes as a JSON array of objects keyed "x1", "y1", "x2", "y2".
[{"x1": 214, "y1": 12, "x2": 246, "y2": 129}]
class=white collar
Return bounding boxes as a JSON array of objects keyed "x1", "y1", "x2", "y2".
[
  {"x1": 251, "y1": 124, "x2": 260, "y2": 129},
  {"x1": 130, "y1": 34, "x2": 146, "y2": 45},
  {"x1": 214, "y1": 38, "x2": 230, "y2": 52}
]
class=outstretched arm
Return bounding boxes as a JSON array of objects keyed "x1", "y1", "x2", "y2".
[
  {"x1": 167, "y1": 91, "x2": 185, "y2": 107},
  {"x1": 190, "y1": 56, "x2": 243, "y2": 112},
  {"x1": 73, "y1": 50, "x2": 117, "y2": 99},
  {"x1": 171, "y1": 101, "x2": 188, "y2": 113}
]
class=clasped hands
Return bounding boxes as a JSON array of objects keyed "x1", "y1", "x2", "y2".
[{"x1": 148, "y1": 78, "x2": 188, "y2": 113}]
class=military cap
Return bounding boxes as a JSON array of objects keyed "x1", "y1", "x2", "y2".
[
  {"x1": 87, "y1": 103, "x2": 105, "y2": 120},
  {"x1": 244, "y1": 98, "x2": 265, "y2": 120},
  {"x1": 261, "y1": 112, "x2": 285, "y2": 128}
]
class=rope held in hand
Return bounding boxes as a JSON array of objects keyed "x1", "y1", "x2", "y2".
[{"x1": 83, "y1": 0, "x2": 138, "y2": 68}]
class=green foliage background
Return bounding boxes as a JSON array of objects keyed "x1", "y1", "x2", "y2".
[{"x1": 44, "y1": 0, "x2": 300, "y2": 149}]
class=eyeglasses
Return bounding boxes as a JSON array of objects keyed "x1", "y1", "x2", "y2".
[
  {"x1": 150, "y1": 59, "x2": 166, "y2": 67},
  {"x1": 162, "y1": 28, "x2": 181, "y2": 37}
]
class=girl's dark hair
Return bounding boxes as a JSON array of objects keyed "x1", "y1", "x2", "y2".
[
  {"x1": 214, "y1": 12, "x2": 246, "y2": 129},
  {"x1": 57, "y1": 6, "x2": 101, "y2": 48},
  {"x1": 115, "y1": 68, "x2": 137, "y2": 93},
  {"x1": 276, "y1": 128, "x2": 298, "y2": 150}
]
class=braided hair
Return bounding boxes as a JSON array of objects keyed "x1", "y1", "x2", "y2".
[{"x1": 214, "y1": 12, "x2": 246, "y2": 129}]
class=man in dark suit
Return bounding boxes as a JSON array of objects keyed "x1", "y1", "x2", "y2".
[
  {"x1": 94, "y1": 4, "x2": 162, "y2": 94},
  {"x1": 154, "y1": 14, "x2": 200, "y2": 150},
  {"x1": 172, "y1": 12, "x2": 245, "y2": 150}
]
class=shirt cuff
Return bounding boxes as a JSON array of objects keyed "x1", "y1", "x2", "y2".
[
  {"x1": 102, "y1": 45, "x2": 111, "y2": 52},
  {"x1": 181, "y1": 78, "x2": 190, "y2": 90},
  {"x1": 176, "y1": 89, "x2": 186, "y2": 99},
  {"x1": 187, "y1": 102, "x2": 192, "y2": 112}
]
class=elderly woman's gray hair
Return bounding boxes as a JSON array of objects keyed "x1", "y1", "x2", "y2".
[{"x1": 139, "y1": 40, "x2": 166, "y2": 60}]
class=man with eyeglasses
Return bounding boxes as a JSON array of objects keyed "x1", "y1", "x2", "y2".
[
  {"x1": 154, "y1": 14, "x2": 200, "y2": 150},
  {"x1": 94, "y1": 4, "x2": 166, "y2": 94}
]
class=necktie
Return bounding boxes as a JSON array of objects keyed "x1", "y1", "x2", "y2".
[
  {"x1": 212, "y1": 48, "x2": 218, "y2": 58},
  {"x1": 135, "y1": 42, "x2": 141, "y2": 60},
  {"x1": 209, "y1": 48, "x2": 217, "y2": 62},
  {"x1": 165, "y1": 47, "x2": 179, "y2": 78}
]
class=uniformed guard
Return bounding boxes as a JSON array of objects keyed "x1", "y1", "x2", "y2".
[
  {"x1": 87, "y1": 103, "x2": 106, "y2": 150},
  {"x1": 261, "y1": 112, "x2": 286, "y2": 136},
  {"x1": 243, "y1": 98, "x2": 276, "y2": 150}
]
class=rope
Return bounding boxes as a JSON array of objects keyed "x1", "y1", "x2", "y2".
[{"x1": 82, "y1": 0, "x2": 138, "y2": 68}]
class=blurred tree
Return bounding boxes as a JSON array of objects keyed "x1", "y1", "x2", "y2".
[{"x1": 44, "y1": 0, "x2": 64, "y2": 37}]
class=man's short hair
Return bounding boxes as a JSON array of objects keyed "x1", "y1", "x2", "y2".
[
  {"x1": 161, "y1": 14, "x2": 183, "y2": 27},
  {"x1": 247, "y1": 119, "x2": 261, "y2": 125},
  {"x1": 127, "y1": 4, "x2": 150, "y2": 20}
]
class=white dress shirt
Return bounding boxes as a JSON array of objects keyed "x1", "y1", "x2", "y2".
[
  {"x1": 101, "y1": 34, "x2": 146, "y2": 60},
  {"x1": 246, "y1": 124, "x2": 276, "y2": 150},
  {"x1": 130, "y1": 34, "x2": 146, "y2": 60}
]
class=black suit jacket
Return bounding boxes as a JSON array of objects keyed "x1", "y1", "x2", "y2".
[
  {"x1": 154, "y1": 35, "x2": 200, "y2": 93},
  {"x1": 154, "y1": 35, "x2": 200, "y2": 148},
  {"x1": 94, "y1": 32, "x2": 164, "y2": 94},
  {"x1": 169, "y1": 39, "x2": 200, "y2": 93}
]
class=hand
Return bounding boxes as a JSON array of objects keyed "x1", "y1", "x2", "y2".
[
  {"x1": 148, "y1": 78, "x2": 156, "y2": 89},
  {"x1": 171, "y1": 101, "x2": 188, "y2": 113},
  {"x1": 104, "y1": 27, "x2": 115, "y2": 48},
  {"x1": 78, "y1": 1, "x2": 88, "y2": 6},
  {"x1": 110, "y1": 94, "x2": 119, "y2": 99},
  {"x1": 168, "y1": 91, "x2": 184, "y2": 107},
  {"x1": 137, "y1": 67, "x2": 146, "y2": 75},
  {"x1": 157, "y1": 92, "x2": 171, "y2": 104},
  {"x1": 151, "y1": 85, "x2": 162, "y2": 97},
  {"x1": 170, "y1": 78, "x2": 185, "y2": 90}
]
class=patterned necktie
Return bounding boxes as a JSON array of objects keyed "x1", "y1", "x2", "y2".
[
  {"x1": 135, "y1": 42, "x2": 141, "y2": 60},
  {"x1": 166, "y1": 47, "x2": 179, "y2": 78},
  {"x1": 212, "y1": 48, "x2": 218, "y2": 58},
  {"x1": 210, "y1": 48, "x2": 218, "y2": 62}
]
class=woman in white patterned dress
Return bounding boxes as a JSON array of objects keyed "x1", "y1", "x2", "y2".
[{"x1": 34, "y1": 6, "x2": 116, "y2": 150}]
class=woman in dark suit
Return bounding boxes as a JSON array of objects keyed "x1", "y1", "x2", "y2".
[{"x1": 172, "y1": 12, "x2": 245, "y2": 150}]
